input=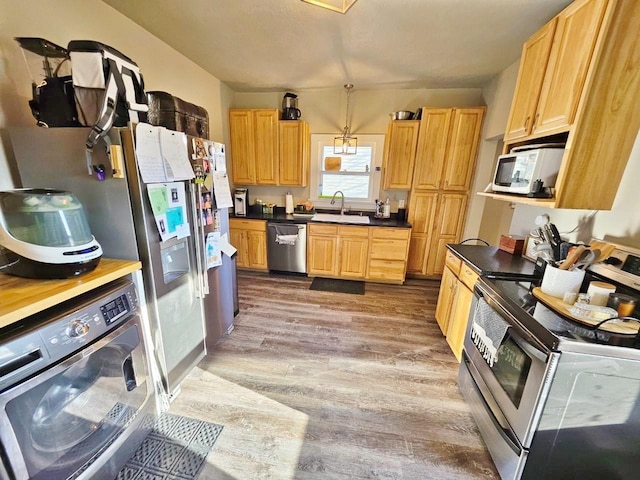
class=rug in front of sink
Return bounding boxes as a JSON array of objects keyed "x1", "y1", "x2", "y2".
[{"x1": 116, "y1": 413, "x2": 223, "y2": 480}]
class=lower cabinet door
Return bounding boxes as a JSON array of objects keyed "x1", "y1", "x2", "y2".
[
  {"x1": 446, "y1": 281, "x2": 474, "y2": 362},
  {"x1": 308, "y1": 235, "x2": 338, "y2": 276},
  {"x1": 434, "y1": 266, "x2": 457, "y2": 335},
  {"x1": 339, "y1": 236, "x2": 368, "y2": 278},
  {"x1": 229, "y1": 229, "x2": 247, "y2": 268},
  {"x1": 247, "y1": 230, "x2": 267, "y2": 270}
]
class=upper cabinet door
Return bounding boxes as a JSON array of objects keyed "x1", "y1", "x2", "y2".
[
  {"x1": 533, "y1": 0, "x2": 607, "y2": 136},
  {"x1": 229, "y1": 110, "x2": 256, "y2": 185},
  {"x1": 412, "y1": 109, "x2": 453, "y2": 190},
  {"x1": 253, "y1": 109, "x2": 279, "y2": 185},
  {"x1": 279, "y1": 121, "x2": 309, "y2": 186},
  {"x1": 503, "y1": 19, "x2": 557, "y2": 142},
  {"x1": 442, "y1": 108, "x2": 485, "y2": 191},
  {"x1": 382, "y1": 120, "x2": 420, "y2": 190}
]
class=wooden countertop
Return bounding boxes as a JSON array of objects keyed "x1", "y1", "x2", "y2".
[{"x1": 0, "y1": 258, "x2": 142, "y2": 329}]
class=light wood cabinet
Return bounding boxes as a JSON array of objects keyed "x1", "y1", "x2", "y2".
[
  {"x1": 441, "y1": 108, "x2": 485, "y2": 191},
  {"x1": 406, "y1": 192, "x2": 438, "y2": 274},
  {"x1": 435, "y1": 253, "x2": 479, "y2": 362},
  {"x1": 534, "y1": 0, "x2": 607, "y2": 136},
  {"x1": 503, "y1": 19, "x2": 557, "y2": 141},
  {"x1": 278, "y1": 120, "x2": 310, "y2": 186},
  {"x1": 435, "y1": 265, "x2": 457, "y2": 335},
  {"x1": 367, "y1": 228, "x2": 411, "y2": 283},
  {"x1": 487, "y1": 0, "x2": 640, "y2": 210},
  {"x1": 382, "y1": 120, "x2": 420, "y2": 190},
  {"x1": 229, "y1": 109, "x2": 279, "y2": 185},
  {"x1": 307, "y1": 224, "x2": 339, "y2": 277},
  {"x1": 338, "y1": 226, "x2": 369, "y2": 279},
  {"x1": 229, "y1": 218, "x2": 268, "y2": 270},
  {"x1": 446, "y1": 278, "x2": 475, "y2": 362},
  {"x1": 412, "y1": 109, "x2": 452, "y2": 190},
  {"x1": 505, "y1": 0, "x2": 607, "y2": 141},
  {"x1": 405, "y1": 107, "x2": 483, "y2": 278},
  {"x1": 409, "y1": 192, "x2": 468, "y2": 276},
  {"x1": 426, "y1": 193, "x2": 468, "y2": 276},
  {"x1": 307, "y1": 224, "x2": 411, "y2": 283}
]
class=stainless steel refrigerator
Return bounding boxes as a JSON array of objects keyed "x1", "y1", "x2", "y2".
[
  {"x1": 185, "y1": 140, "x2": 236, "y2": 347},
  {"x1": 9, "y1": 126, "x2": 234, "y2": 399}
]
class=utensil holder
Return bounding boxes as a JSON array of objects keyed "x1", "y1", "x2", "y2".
[{"x1": 540, "y1": 264, "x2": 585, "y2": 298}]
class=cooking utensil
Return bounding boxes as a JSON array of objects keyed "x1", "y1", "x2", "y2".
[
  {"x1": 559, "y1": 245, "x2": 587, "y2": 270},
  {"x1": 574, "y1": 248, "x2": 599, "y2": 270}
]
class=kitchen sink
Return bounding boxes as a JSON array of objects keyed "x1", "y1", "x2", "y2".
[{"x1": 311, "y1": 213, "x2": 370, "y2": 225}]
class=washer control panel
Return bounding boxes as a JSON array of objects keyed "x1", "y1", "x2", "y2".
[{"x1": 41, "y1": 282, "x2": 137, "y2": 356}]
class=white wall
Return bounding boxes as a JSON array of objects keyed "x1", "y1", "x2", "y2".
[
  {"x1": 466, "y1": 60, "x2": 521, "y2": 245},
  {"x1": 508, "y1": 133, "x2": 640, "y2": 248},
  {"x1": 0, "y1": 0, "x2": 229, "y2": 190},
  {"x1": 475, "y1": 58, "x2": 640, "y2": 250}
]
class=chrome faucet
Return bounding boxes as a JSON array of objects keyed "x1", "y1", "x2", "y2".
[{"x1": 330, "y1": 190, "x2": 346, "y2": 215}]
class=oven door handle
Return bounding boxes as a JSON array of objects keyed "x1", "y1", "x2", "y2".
[{"x1": 463, "y1": 353, "x2": 523, "y2": 455}]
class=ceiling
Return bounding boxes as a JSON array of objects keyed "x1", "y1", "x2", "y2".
[{"x1": 103, "y1": 0, "x2": 573, "y2": 92}]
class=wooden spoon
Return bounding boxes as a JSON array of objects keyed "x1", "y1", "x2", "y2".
[{"x1": 560, "y1": 245, "x2": 587, "y2": 270}]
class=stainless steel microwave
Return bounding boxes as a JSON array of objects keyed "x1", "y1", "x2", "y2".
[{"x1": 492, "y1": 147, "x2": 564, "y2": 195}]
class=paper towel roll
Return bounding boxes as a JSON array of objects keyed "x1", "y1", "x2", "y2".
[{"x1": 285, "y1": 193, "x2": 294, "y2": 214}]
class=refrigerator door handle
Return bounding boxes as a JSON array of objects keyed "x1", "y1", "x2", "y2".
[
  {"x1": 189, "y1": 182, "x2": 205, "y2": 298},
  {"x1": 196, "y1": 183, "x2": 210, "y2": 295}
]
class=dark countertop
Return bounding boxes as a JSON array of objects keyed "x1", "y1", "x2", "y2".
[
  {"x1": 231, "y1": 207, "x2": 412, "y2": 228},
  {"x1": 447, "y1": 244, "x2": 539, "y2": 280}
]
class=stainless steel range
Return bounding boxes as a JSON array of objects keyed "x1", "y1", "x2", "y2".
[{"x1": 459, "y1": 242, "x2": 640, "y2": 480}]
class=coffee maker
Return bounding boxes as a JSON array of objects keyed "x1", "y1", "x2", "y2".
[
  {"x1": 281, "y1": 92, "x2": 301, "y2": 120},
  {"x1": 234, "y1": 188, "x2": 248, "y2": 216}
]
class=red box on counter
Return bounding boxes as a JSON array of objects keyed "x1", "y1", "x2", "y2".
[{"x1": 499, "y1": 235, "x2": 525, "y2": 255}]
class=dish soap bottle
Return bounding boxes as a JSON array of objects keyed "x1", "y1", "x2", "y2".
[{"x1": 383, "y1": 198, "x2": 391, "y2": 218}]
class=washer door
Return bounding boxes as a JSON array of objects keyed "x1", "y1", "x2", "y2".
[{"x1": 0, "y1": 319, "x2": 149, "y2": 480}]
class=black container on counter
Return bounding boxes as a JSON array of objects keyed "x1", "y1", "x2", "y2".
[{"x1": 397, "y1": 207, "x2": 407, "y2": 222}]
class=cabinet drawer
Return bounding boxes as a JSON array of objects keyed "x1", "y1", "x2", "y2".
[
  {"x1": 367, "y1": 259, "x2": 406, "y2": 281},
  {"x1": 369, "y1": 239, "x2": 409, "y2": 261},
  {"x1": 445, "y1": 250, "x2": 462, "y2": 275},
  {"x1": 459, "y1": 263, "x2": 479, "y2": 290},
  {"x1": 370, "y1": 227, "x2": 411, "y2": 241},
  {"x1": 338, "y1": 225, "x2": 369, "y2": 238},
  {"x1": 309, "y1": 224, "x2": 339, "y2": 236},
  {"x1": 230, "y1": 219, "x2": 266, "y2": 231}
]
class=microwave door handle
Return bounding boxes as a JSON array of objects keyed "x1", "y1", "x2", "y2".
[{"x1": 463, "y1": 354, "x2": 522, "y2": 455}]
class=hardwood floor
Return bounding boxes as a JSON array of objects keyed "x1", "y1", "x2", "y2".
[{"x1": 168, "y1": 271, "x2": 498, "y2": 479}]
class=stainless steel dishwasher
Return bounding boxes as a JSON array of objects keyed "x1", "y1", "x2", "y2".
[{"x1": 266, "y1": 223, "x2": 307, "y2": 274}]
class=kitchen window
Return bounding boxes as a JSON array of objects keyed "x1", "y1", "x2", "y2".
[{"x1": 309, "y1": 134, "x2": 384, "y2": 209}]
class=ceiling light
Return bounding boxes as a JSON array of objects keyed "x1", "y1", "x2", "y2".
[
  {"x1": 301, "y1": 0, "x2": 359, "y2": 14},
  {"x1": 334, "y1": 84, "x2": 357, "y2": 155}
]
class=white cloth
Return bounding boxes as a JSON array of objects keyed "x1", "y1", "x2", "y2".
[
  {"x1": 470, "y1": 298, "x2": 510, "y2": 367},
  {"x1": 276, "y1": 234, "x2": 298, "y2": 245}
]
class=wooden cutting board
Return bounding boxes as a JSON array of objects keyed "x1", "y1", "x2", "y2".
[{"x1": 532, "y1": 287, "x2": 640, "y2": 335}]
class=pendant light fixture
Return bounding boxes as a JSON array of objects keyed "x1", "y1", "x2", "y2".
[
  {"x1": 300, "y1": 0, "x2": 358, "y2": 14},
  {"x1": 334, "y1": 84, "x2": 358, "y2": 155}
]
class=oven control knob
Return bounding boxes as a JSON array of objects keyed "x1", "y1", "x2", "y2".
[{"x1": 67, "y1": 320, "x2": 90, "y2": 338}]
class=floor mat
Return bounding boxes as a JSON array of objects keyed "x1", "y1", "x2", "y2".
[
  {"x1": 116, "y1": 413, "x2": 223, "y2": 480},
  {"x1": 309, "y1": 277, "x2": 365, "y2": 295}
]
